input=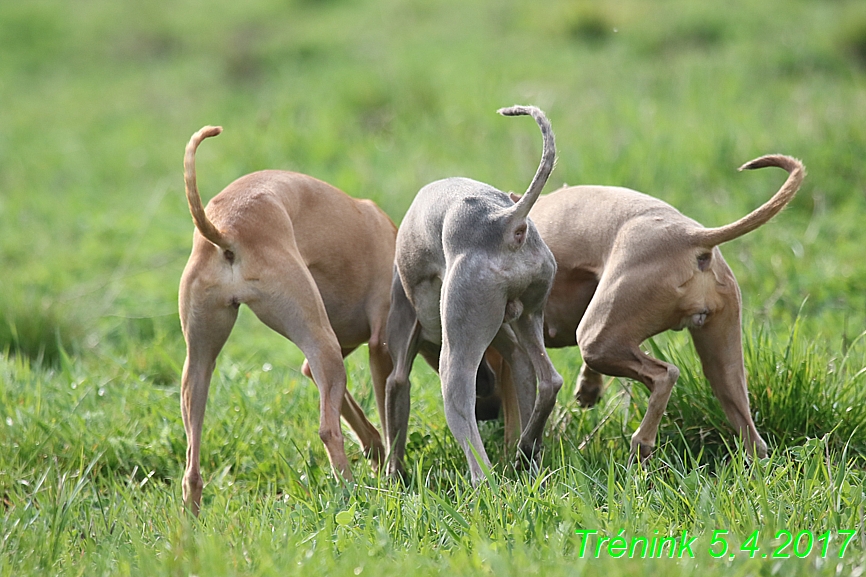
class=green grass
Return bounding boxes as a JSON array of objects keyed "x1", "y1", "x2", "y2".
[{"x1": 1, "y1": 0, "x2": 866, "y2": 574}]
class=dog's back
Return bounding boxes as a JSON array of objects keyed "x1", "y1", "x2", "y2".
[{"x1": 531, "y1": 185, "x2": 701, "y2": 273}]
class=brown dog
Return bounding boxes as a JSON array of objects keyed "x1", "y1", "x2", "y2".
[
  {"x1": 178, "y1": 126, "x2": 396, "y2": 515},
  {"x1": 526, "y1": 155, "x2": 804, "y2": 462}
]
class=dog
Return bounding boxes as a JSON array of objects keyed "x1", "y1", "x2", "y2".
[
  {"x1": 526, "y1": 154, "x2": 805, "y2": 462},
  {"x1": 383, "y1": 106, "x2": 564, "y2": 483},
  {"x1": 178, "y1": 126, "x2": 396, "y2": 514}
]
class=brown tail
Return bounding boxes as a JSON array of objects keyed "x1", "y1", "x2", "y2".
[
  {"x1": 184, "y1": 126, "x2": 229, "y2": 249},
  {"x1": 690, "y1": 154, "x2": 805, "y2": 247},
  {"x1": 497, "y1": 105, "x2": 556, "y2": 221}
]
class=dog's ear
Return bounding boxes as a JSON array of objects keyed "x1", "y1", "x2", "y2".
[{"x1": 509, "y1": 192, "x2": 522, "y2": 203}]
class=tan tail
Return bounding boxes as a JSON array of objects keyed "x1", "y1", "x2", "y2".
[
  {"x1": 184, "y1": 126, "x2": 229, "y2": 250},
  {"x1": 497, "y1": 105, "x2": 556, "y2": 221},
  {"x1": 691, "y1": 154, "x2": 805, "y2": 247}
]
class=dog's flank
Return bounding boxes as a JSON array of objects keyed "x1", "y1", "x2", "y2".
[
  {"x1": 691, "y1": 154, "x2": 805, "y2": 247},
  {"x1": 184, "y1": 125, "x2": 229, "y2": 251}
]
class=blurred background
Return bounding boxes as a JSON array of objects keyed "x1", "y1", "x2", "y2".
[
  {"x1": 2, "y1": 7, "x2": 866, "y2": 569},
  {"x1": 1, "y1": 0, "x2": 864, "y2": 371}
]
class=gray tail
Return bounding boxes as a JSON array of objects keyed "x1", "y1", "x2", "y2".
[
  {"x1": 184, "y1": 125, "x2": 229, "y2": 250},
  {"x1": 690, "y1": 154, "x2": 805, "y2": 247},
  {"x1": 497, "y1": 105, "x2": 556, "y2": 221}
]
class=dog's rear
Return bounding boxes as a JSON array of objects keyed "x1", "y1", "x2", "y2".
[
  {"x1": 530, "y1": 154, "x2": 804, "y2": 462},
  {"x1": 385, "y1": 106, "x2": 563, "y2": 482}
]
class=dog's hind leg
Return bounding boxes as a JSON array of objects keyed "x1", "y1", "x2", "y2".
[
  {"x1": 246, "y1": 252, "x2": 354, "y2": 482},
  {"x1": 579, "y1": 335, "x2": 679, "y2": 463},
  {"x1": 302, "y1": 345, "x2": 386, "y2": 473},
  {"x1": 300, "y1": 345, "x2": 386, "y2": 471},
  {"x1": 576, "y1": 278, "x2": 679, "y2": 463},
  {"x1": 689, "y1": 289, "x2": 768, "y2": 458},
  {"x1": 179, "y1": 285, "x2": 239, "y2": 516},
  {"x1": 439, "y1": 265, "x2": 510, "y2": 483},
  {"x1": 440, "y1": 339, "x2": 498, "y2": 482}
]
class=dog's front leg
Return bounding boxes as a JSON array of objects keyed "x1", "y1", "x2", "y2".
[
  {"x1": 475, "y1": 341, "x2": 531, "y2": 451},
  {"x1": 509, "y1": 312, "x2": 563, "y2": 467},
  {"x1": 383, "y1": 273, "x2": 424, "y2": 479},
  {"x1": 575, "y1": 363, "x2": 605, "y2": 407},
  {"x1": 490, "y1": 328, "x2": 536, "y2": 449}
]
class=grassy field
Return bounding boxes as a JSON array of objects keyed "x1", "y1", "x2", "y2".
[{"x1": 2, "y1": 0, "x2": 866, "y2": 574}]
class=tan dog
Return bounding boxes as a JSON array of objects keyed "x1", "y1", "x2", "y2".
[
  {"x1": 526, "y1": 155, "x2": 805, "y2": 462},
  {"x1": 178, "y1": 126, "x2": 396, "y2": 515}
]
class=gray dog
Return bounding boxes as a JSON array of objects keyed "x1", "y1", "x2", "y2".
[{"x1": 384, "y1": 106, "x2": 564, "y2": 482}]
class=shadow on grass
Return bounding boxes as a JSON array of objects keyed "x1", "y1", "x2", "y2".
[{"x1": 0, "y1": 297, "x2": 82, "y2": 368}]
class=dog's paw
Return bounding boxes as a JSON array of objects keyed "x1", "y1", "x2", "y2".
[
  {"x1": 364, "y1": 442, "x2": 386, "y2": 472},
  {"x1": 574, "y1": 371, "x2": 604, "y2": 407},
  {"x1": 575, "y1": 384, "x2": 602, "y2": 407},
  {"x1": 628, "y1": 438, "x2": 654, "y2": 466},
  {"x1": 385, "y1": 461, "x2": 410, "y2": 485},
  {"x1": 515, "y1": 440, "x2": 542, "y2": 472}
]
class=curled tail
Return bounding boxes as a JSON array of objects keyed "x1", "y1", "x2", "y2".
[
  {"x1": 691, "y1": 154, "x2": 805, "y2": 247},
  {"x1": 497, "y1": 105, "x2": 556, "y2": 221},
  {"x1": 184, "y1": 125, "x2": 229, "y2": 249}
]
